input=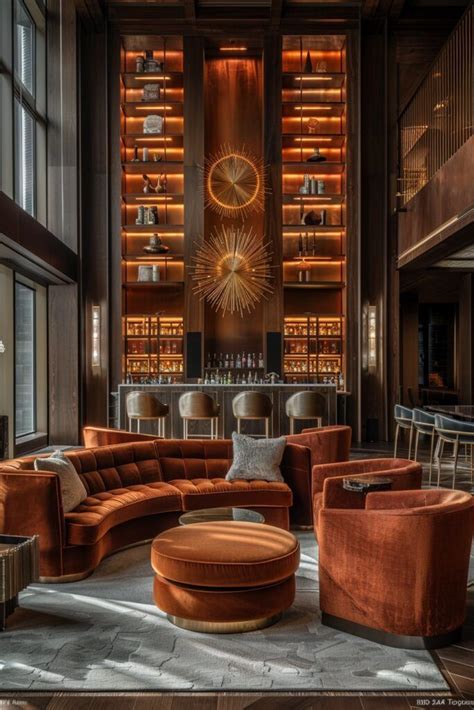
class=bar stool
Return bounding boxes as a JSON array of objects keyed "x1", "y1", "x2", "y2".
[
  {"x1": 179, "y1": 392, "x2": 220, "y2": 440},
  {"x1": 232, "y1": 392, "x2": 273, "y2": 438},
  {"x1": 286, "y1": 391, "x2": 325, "y2": 434},
  {"x1": 435, "y1": 414, "x2": 474, "y2": 488},
  {"x1": 393, "y1": 404, "x2": 413, "y2": 459},
  {"x1": 412, "y1": 408, "x2": 437, "y2": 485},
  {"x1": 126, "y1": 392, "x2": 169, "y2": 437}
]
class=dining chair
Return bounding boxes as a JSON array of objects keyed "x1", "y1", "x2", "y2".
[
  {"x1": 412, "y1": 408, "x2": 437, "y2": 485},
  {"x1": 393, "y1": 405, "x2": 414, "y2": 459},
  {"x1": 434, "y1": 414, "x2": 474, "y2": 488}
]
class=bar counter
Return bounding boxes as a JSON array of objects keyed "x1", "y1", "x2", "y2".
[{"x1": 118, "y1": 383, "x2": 338, "y2": 438}]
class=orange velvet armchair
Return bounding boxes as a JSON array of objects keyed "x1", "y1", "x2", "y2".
[
  {"x1": 318, "y1": 488, "x2": 474, "y2": 648},
  {"x1": 312, "y1": 457, "x2": 423, "y2": 533}
]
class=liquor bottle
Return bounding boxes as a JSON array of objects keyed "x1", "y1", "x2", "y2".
[
  {"x1": 258, "y1": 353, "x2": 264, "y2": 368},
  {"x1": 213, "y1": 353, "x2": 217, "y2": 368},
  {"x1": 298, "y1": 234, "x2": 303, "y2": 257},
  {"x1": 132, "y1": 145, "x2": 140, "y2": 162},
  {"x1": 242, "y1": 351, "x2": 247, "y2": 368},
  {"x1": 230, "y1": 353, "x2": 234, "y2": 369},
  {"x1": 218, "y1": 353, "x2": 223, "y2": 368},
  {"x1": 207, "y1": 353, "x2": 211, "y2": 368},
  {"x1": 224, "y1": 353, "x2": 229, "y2": 368},
  {"x1": 241, "y1": 372, "x2": 246, "y2": 384},
  {"x1": 251, "y1": 353, "x2": 256, "y2": 369},
  {"x1": 235, "y1": 353, "x2": 241, "y2": 369}
]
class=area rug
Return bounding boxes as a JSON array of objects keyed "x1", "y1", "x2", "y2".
[{"x1": 0, "y1": 534, "x2": 450, "y2": 692}]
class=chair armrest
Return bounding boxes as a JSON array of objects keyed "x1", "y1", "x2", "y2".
[
  {"x1": 0, "y1": 470, "x2": 65, "y2": 578},
  {"x1": 280, "y1": 443, "x2": 312, "y2": 526}
]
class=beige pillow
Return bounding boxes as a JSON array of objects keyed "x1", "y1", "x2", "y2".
[
  {"x1": 35, "y1": 451, "x2": 87, "y2": 513},
  {"x1": 226, "y1": 432, "x2": 286, "y2": 482}
]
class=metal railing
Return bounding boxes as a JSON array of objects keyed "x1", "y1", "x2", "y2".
[{"x1": 398, "y1": 4, "x2": 473, "y2": 205}]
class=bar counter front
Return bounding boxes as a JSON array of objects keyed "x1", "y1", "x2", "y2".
[{"x1": 118, "y1": 384, "x2": 338, "y2": 438}]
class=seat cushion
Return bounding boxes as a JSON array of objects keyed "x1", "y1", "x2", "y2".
[
  {"x1": 65, "y1": 482, "x2": 182, "y2": 545},
  {"x1": 169, "y1": 477, "x2": 292, "y2": 511},
  {"x1": 151, "y1": 521, "x2": 300, "y2": 587}
]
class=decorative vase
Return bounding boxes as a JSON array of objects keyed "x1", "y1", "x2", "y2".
[{"x1": 303, "y1": 50, "x2": 313, "y2": 74}]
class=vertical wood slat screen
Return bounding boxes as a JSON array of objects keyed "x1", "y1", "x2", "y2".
[{"x1": 399, "y1": 4, "x2": 473, "y2": 205}]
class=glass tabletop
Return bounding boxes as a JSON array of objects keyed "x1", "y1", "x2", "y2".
[{"x1": 179, "y1": 507, "x2": 265, "y2": 526}]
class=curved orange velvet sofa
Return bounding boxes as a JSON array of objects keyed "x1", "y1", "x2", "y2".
[
  {"x1": 312, "y1": 457, "x2": 423, "y2": 534},
  {"x1": 0, "y1": 437, "x2": 312, "y2": 581},
  {"x1": 318, "y1": 488, "x2": 474, "y2": 648},
  {"x1": 84, "y1": 424, "x2": 352, "y2": 526}
]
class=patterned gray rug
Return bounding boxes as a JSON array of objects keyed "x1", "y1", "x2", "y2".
[{"x1": 0, "y1": 533, "x2": 451, "y2": 692}]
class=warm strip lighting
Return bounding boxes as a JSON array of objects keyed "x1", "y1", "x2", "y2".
[
  {"x1": 125, "y1": 231, "x2": 184, "y2": 237},
  {"x1": 129, "y1": 196, "x2": 174, "y2": 202},
  {"x1": 135, "y1": 137, "x2": 174, "y2": 142},
  {"x1": 293, "y1": 137, "x2": 335, "y2": 143},
  {"x1": 292, "y1": 196, "x2": 337, "y2": 201},
  {"x1": 292, "y1": 89, "x2": 341, "y2": 95},
  {"x1": 134, "y1": 105, "x2": 173, "y2": 111},
  {"x1": 285, "y1": 204, "x2": 341, "y2": 209},
  {"x1": 92, "y1": 306, "x2": 101, "y2": 369},
  {"x1": 134, "y1": 75, "x2": 172, "y2": 81},
  {"x1": 125, "y1": 203, "x2": 182, "y2": 209},
  {"x1": 283, "y1": 231, "x2": 343, "y2": 236},
  {"x1": 220, "y1": 47, "x2": 248, "y2": 52},
  {"x1": 294, "y1": 76, "x2": 333, "y2": 81},
  {"x1": 293, "y1": 106, "x2": 333, "y2": 111}
]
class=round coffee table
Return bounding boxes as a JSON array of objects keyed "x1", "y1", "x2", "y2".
[{"x1": 179, "y1": 506, "x2": 265, "y2": 526}]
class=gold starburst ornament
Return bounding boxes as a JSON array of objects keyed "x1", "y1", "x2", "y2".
[
  {"x1": 192, "y1": 225, "x2": 274, "y2": 317},
  {"x1": 204, "y1": 144, "x2": 266, "y2": 219}
]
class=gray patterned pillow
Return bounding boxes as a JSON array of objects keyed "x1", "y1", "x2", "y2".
[{"x1": 226, "y1": 432, "x2": 286, "y2": 482}]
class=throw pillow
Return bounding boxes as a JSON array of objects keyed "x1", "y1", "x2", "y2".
[
  {"x1": 35, "y1": 450, "x2": 87, "y2": 513},
  {"x1": 226, "y1": 432, "x2": 286, "y2": 482}
]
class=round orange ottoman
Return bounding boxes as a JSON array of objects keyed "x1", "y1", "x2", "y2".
[{"x1": 151, "y1": 521, "x2": 300, "y2": 633}]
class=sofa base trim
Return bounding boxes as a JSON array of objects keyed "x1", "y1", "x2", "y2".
[
  {"x1": 39, "y1": 538, "x2": 155, "y2": 584},
  {"x1": 321, "y1": 612, "x2": 462, "y2": 650},
  {"x1": 167, "y1": 612, "x2": 282, "y2": 634}
]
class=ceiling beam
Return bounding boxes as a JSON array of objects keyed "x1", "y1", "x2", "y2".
[{"x1": 75, "y1": 0, "x2": 105, "y2": 30}]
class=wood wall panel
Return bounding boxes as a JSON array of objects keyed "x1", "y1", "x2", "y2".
[
  {"x1": 48, "y1": 284, "x2": 80, "y2": 444},
  {"x1": 184, "y1": 37, "x2": 205, "y2": 336},
  {"x1": 263, "y1": 33, "x2": 283, "y2": 336},
  {"x1": 80, "y1": 27, "x2": 109, "y2": 427},
  {"x1": 47, "y1": 0, "x2": 78, "y2": 253},
  {"x1": 360, "y1": 23, "x2": 387, "y2": 439}
]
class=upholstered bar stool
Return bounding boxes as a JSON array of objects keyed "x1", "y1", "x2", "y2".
[
  {"x1": 285, "y1": 391, "x2": 325, "y2": 435},
  {"x1": 126, "y1": 391, "x2": 169, "y2": 437},
  {"x1": 179, "y1": 392, "x2": 220, "y2": 440},
  {"x1": 393, "y1": 404, "x2": 414, "y2": 459},
  {"x1": 412, "y1": 408, "x2": 437, "y2": 485},
  {"x1": 232, "y1": 392, "x2": 273, "y2": 438},
  {"x1": 435, "y1": 414, "x2": 474, "y2": 488}
]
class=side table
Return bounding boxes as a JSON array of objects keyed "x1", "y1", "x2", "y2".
[
  {"x1": 0, "y1": 534, "x2": 40, "y2": 630},
  {"x1": 342, "y1": 476, "x2": 393, "y2": 495}
]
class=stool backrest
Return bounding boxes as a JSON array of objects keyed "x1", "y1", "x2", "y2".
[
  {"x1": 126, "y1": 392, "x2": 168, "y2": 418},
  {"x1": 286, "y1": 391, "x2": 326, "y2": 418},
  {"x1": 179, "y1": 391, "x2": 219, "y2": 418},
  {"x1": 232, "y1": 391, "x2": 273, "y2": 418},
  {"x1": 394, "y1": 404, "x2": 413, "y2": 424}
]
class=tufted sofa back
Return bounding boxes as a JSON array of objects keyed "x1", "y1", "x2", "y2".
[
  {"x1": 153, "y1": 439, "x2": 233, "y2": 482},
  {"x1": 3, "y1": 439, "x2": 234, "y2": 495}
]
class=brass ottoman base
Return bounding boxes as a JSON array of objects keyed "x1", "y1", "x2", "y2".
[{"x1": 167, "y1": 613, "x2": 282, "y2": 634}]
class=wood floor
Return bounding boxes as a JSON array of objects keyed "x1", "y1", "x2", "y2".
[{"x1": 4, "y1": 444, "x2": 474, "y2": 710}]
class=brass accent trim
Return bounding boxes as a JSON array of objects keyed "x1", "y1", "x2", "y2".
[{"x1": 167, "y1": 612, "x2": 282, "y2": 634}]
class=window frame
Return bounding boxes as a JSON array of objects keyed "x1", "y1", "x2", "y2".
[
  {"x1": 14, "y1": 279, "x2": 38, "y2": 441},
  {"x1": 10, "y1": 0, "x2": 47, "y2": 219}
]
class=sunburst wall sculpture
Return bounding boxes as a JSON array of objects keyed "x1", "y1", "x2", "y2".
[
  {"x1": 192, "y1": 225, "x2": 274, "y2": 317},
  {"x1": 203, "y1": 144, "x2": 266, "y2": 219}
]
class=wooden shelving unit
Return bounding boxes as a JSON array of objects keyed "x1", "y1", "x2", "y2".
[
  {"x1": 283, "y1": 315, "x2": 344, "y2": 384},
  {"x1": 281, "y1": 36, "x2": 347, "y2": 386},
  {"x1": 123, "y1": 315, "x2": 184, "y2": 382},
  {"x1": 120, "y1": 37, "x2": 185, "y2": 382}
]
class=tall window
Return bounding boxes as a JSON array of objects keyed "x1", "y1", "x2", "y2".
[
  {"x1": 13, "y1": 0, "x2": 46, "y2": 218},
  {"x1": 15, "y1": 281, "x2": 36, "y2": 438}
]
